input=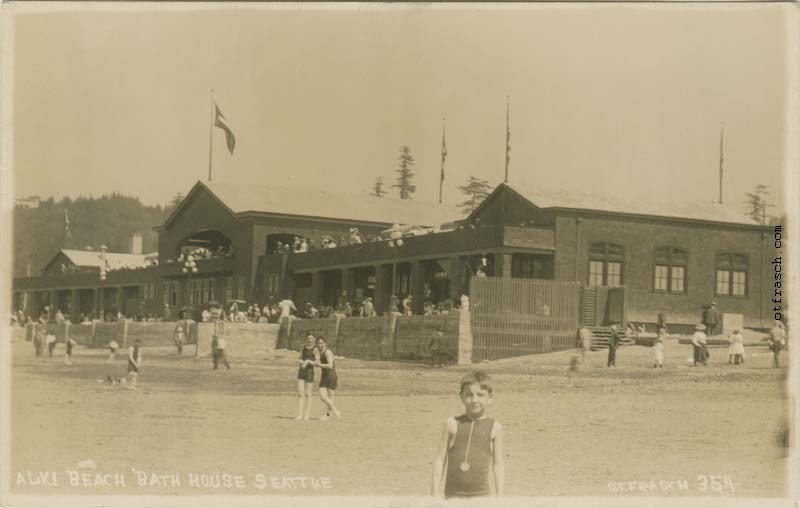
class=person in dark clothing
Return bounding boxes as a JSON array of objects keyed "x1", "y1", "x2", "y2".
[
  {"x1": 211, "y1": 335, "x2": 230, "y2": 370},
  {"x1": 656, "y1": 311, "x2": 668, "y2": 334},
  {"x1": 702, "y1": 302, "x2": 719, "y2": 336},
  {"x1": 607, "y1": 324, "x2": 619, "y2": 367}
]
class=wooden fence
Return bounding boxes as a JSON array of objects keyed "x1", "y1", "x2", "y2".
[{"x1": 469, "y1": 277, "x2": 581, "y2": 361}]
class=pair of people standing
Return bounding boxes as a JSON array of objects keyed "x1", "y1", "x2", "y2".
[{"x1": 296, "y1": 334, "x2": 341, "y2": 421}]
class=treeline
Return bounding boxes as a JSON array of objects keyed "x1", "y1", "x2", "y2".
[{"x1": 13, "y1": 194, "x2": 170, "y2": 277}]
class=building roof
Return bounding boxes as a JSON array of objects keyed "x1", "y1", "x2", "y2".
[
  {"x1": 504, "y1": 183, "x2": 761, "y2": 226},
  {"x1": 61, "y1": 249, "x2": 155, "y2": 271},
  {"x1": 201, "y1": 180, "x2": 463, "y2": 227}
]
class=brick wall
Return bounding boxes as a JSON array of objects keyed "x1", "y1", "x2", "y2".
[{"x1": 554, "y1": 213, "x2": 771, "y2": 327}]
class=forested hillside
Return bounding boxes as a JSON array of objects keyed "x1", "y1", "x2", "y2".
[{"x1": 13, "y1": 194, "x2": 170, "y2": 277}]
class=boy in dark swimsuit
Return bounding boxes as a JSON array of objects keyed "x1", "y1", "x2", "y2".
[
  {"x1": 432, "y1": 371, "x2": 504, "y2": 499},
  {"x1": 127, "y1": 339, "x2": 142, "y2": 390},
  {"x1": 314, "y1": 336, "x2": 341, "y2": 420},
  {"x1": 295, "y1": 334, "x2": 317, "y2": 421}
]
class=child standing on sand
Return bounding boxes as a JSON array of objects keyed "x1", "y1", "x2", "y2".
[
  {"x1": 432, "y1": 371, "x2": 505, "y2": 499},
  {"x1": 653, "y1": 328, "x2": 665, "y2": 368},
  {"x1": 127, "y1": 339, "x2": 142, "y2": 390}
]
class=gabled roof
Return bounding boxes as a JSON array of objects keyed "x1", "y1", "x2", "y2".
[
  {"x1": 476, "y1": 183, "x2": 760, "y2": 226},
  {"x1": 164, "y1": 180, "x2": 463, "y2": 229},
  {"x1": 59, "y1": 250, "x2": 155, "y2": 271}
]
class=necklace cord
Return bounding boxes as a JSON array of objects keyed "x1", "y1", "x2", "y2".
[{"x1": 463, "y1": 420, "x2": 475, "y2": 465}]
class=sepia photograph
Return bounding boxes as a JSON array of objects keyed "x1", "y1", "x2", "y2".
[{"x1": 0, "y1": 2, "x2": 798, "y2": 507}]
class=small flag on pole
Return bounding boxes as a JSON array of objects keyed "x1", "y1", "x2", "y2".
[
  {"x1": 504, "y1": 96, "x2": 511, "y2": 183},
  {"x1": 64, "y1": 209, "x2": 71, "y2": 240},
  {"x1": 439, "y1": 118, "x2": 447, "y2": 203},
  {"x1": 441, "y1": 123, "x2": 447, "y2": 183},
  {"x1": 214, "y1": 104, "x2": 236, "y2": 154}
]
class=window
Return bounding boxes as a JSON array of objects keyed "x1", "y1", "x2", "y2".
[
  {"x1": 654, "y1": 247, "x2": 687, "y2": 293},
  {"x1": 170, "y1": 281, "x2": 180, "y2": 305},
  {"x1": 207, "y1": 279, "x2": 215, "y2": 302},
  {"x1": 161, "y1": 282, "x2": 169, "y2": 304},
  {"x1": 716, "y1": 254, "x2": 748, "y2": 297},
  {"x1": 262, "y1": 275, "x2": 280, "y2": 295},
  {"x1": 512, "y1": 254, "x2": 546, "y2": 279},
  {"x1": 588, "y1": 242, "x2": 624, "y2": 287},
  {"x1": 237, "y1": 276, "x2": 246, "y2": 299},
  {"x1": 224, "y1": 277, "x2": 233, "y2": 302}
]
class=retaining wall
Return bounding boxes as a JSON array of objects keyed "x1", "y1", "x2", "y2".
[
  {"x1": 196, "y1": 322, "x2": 279, "y2": 359},
  {"x1": 277, "y1": 312, "x2": 465, "y2": 364}
]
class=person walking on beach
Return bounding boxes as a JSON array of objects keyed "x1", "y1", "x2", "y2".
[
  {"x1": 607, "y1": 324, "x2": 619, "y2": 367},
  {"x1": 653, "y1": 328, "x2": 666, "y2": 368},
  {"x1": 127, "y1": 339, "x2": 142, "y2": 390},
  {"x1": 702, "y1": 301, "x2": 718, "y2": 336},
  {"x1": 691, "y1": 324, "x2": 709, "y2": 366},
  {"x1": 768, "y1": 321, "x2": 787, "y2": 368}
]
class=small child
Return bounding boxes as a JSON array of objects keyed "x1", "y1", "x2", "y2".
[
  {"x1": 127, "y1": 339, "x2": 142, "y2": 390},
  {"x1": 46, "y1": 333, "x2": 57, "y2": 358},
  {"x1": 174, "y1": 324, "x2": 186, "y2": 355},
  {"x1": 432, "y1": 371, "x2": 505, "y2": 499},
  {"x1": 729, "y1": 329, "x2": 745, "y2": 365},
  {"x1": 64, "y1": 337, "x2": 77, "y2": 366},
  {"x1": 107, "y1": 340, "x2": 120, "y2": 363},
  {"x1": 211, "y1": 335, "x2": 230, "y2": 370},
  {"x1": 33, "y1": 328, "x2": 44, "y2": 357},
  {"x1": 428, "y1": 332, "x2": 447, "y2": 368},
  {"x1": 653, "y1": 328, "x2": 665, "y2": 368}
]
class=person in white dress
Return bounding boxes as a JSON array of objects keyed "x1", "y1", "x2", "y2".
[
  {"x1": 653, "y1": 328, "x2": 666, "y2": 368},
  {"x1": 729, "y1": 328, "x2": 745, "y2": 365}
]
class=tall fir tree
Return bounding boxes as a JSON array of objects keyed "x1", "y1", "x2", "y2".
[
  {"x1": 392, "y1": 146, "x2": 416, "y2": 200},
  {"x1": 370, "y1": 177, "x2": 387, "y2": 197},
  {"x1": 744, "y1": 184, "x2": 773, "y2": 225},
  {"x1": 457, "y1": 176, "x2": 493, "y2": 213}
]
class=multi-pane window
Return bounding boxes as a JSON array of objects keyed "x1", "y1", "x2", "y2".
[
  {"x1": 588, "y1": 242, "x2": 624, "y2": 287},
  {"x1": 170, "y1": 281, "x2": 180, "y2": 305},
  {"x1": 237, "y1": 276, "x2": 246, "y2": 299},
  {"x1": 716, "y1": 254, "x2": 748, "y2": 297},
  {"x1": 224, "y1": 277, "x2": 233, "y2": 302},
  {"x1": 512, "y1": 254, "x2": 546, "y2": 279},
  {"x1": 654, "y1": 247, "x2": 687, "y2": 293},
  {"x1": 262, "y1": 274, "x2": 280, "y2": 295},
  {"x1": 207, "y1": 279, "x2": 215, "y2": 302},
  {"x1": 161, "y1": 282, "x2": 169, "y2": 304}
]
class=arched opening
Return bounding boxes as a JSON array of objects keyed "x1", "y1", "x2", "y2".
[{"x1": 176, "y1": 230, "x2": 234, "y2": 259}]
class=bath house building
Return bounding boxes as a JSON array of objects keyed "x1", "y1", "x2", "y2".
[{"x1": 13, "y1": 180, "x2": 775, "y2": 329}]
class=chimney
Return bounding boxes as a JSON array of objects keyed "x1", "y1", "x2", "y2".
[{"x1": 129, "y1": 233, "x2": 143, "y2": 255}]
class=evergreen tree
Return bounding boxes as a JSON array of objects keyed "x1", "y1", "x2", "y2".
[
  {"x1": 370, "y1": 177, "x2": 387, "y2": 198},
  {"x1": 392, "y1": 146, "x2": 416, "y2": 200},
  {"x1": 14, "y1": 194, "x2": 167, "y2": 277},
  {"x1": 744, "y1": 184, "x2": 773, "y2": 225},
  {"x1": 457, "y1": 176, "x2": 493, "y2": 213}
]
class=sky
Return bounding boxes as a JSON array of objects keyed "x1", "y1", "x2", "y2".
[{"x1": 5, "y1": 3, "x2": 794, "y2": 214}]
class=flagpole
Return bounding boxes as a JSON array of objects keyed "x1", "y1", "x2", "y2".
[
  {"x1": 504, "y1": 96, "x2": 510, "y2": 184},
  {"x1": 208, "y1": 89, "x2": 215, "y2": 181},
  {"x1": 439, "y1": 117, "x2": 446, "y2": 204},
  {"x1": 718, "y1": 122, "x2": 724, "y2": 204}
]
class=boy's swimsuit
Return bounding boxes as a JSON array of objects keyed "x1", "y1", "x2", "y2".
[
  {"x1": 445, "y1": 415, "x2": 494, "y2": 498},
  {"x1": 318, "y1": 348, "x2": 338, "y2": 390},
  {"x1": 128, "y1": 345, "x2": 141, "y2": 374},
  {"x1": 297, "y1": 346, "x2": 315, "y2": 382}
]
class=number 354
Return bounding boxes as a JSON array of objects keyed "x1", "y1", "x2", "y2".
[{"x1": 697, "y1": 475, "x2": 736, "y2": 493}]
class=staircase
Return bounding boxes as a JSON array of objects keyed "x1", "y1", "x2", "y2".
[{"x1": 582, "y1": 287, "x2": 597, "y2": 326}]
